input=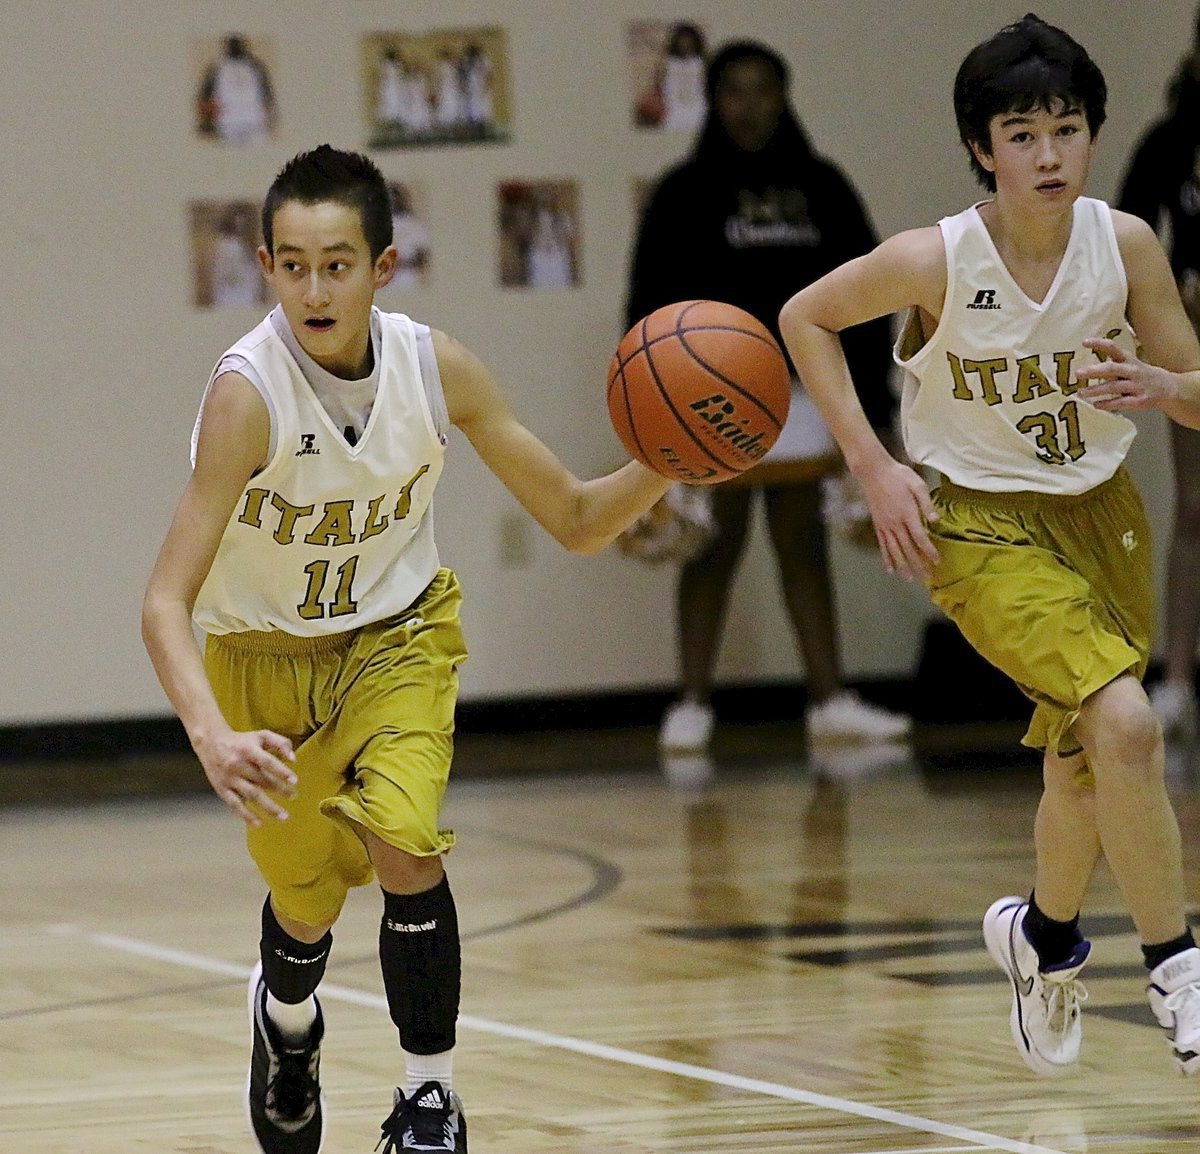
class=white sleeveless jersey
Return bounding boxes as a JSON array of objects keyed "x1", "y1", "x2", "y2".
[
  {"x1": 895, "y1": 196, "x2": 1137, "y2": 494},
  {"x1": 193, "y1": 309, "x2": 445, "y2": 635}
]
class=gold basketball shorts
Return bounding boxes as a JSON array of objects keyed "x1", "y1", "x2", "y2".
[
  {"x1": 205, "y1": 568, "x2": 467, "y2": 927},
  {"x1": 926, "y1": 467, "x2": 1153, "y2": 758}
]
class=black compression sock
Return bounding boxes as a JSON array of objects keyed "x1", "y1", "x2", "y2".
[
  {"x1": 259, "y1": 895, "x2": 331, "y2": 1003},
  {"x1": 379, "y1": 876, "x2": 461, "y2": 1055}
]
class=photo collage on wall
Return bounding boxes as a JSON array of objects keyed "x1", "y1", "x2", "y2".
[
  {"x1": 364, "y1": 26, "x2": 511, "y2": 150},
  {"x1": 188, "y1": 21, "x2": 707, "y2": 307}
]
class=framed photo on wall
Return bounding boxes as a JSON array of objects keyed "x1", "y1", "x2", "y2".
[
  {"x1": 192, "y1": 34, "x2": 278, "y2": 144},
  {"x1": 189, "y1": 199, "x2": 267, "y2": 309},
  {"x1": 626, "y1": 20, "x2": 709, "y2": 133},
  {"x1": 364, "y1": 27, "x2": 511, "y2": 148},
  {"x1": 497, "y1": 180, "x2": 580, "y2": 290}
]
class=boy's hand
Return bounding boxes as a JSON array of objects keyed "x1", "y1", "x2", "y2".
[
  {"x1": 857, "y1": 457, "x2": 941, "y2": 582},
  {"x1": 1076, "y1": 338, "x2": 1179, "y2": 411},
  {"x1": 194, "y1": 726, "x2": 297, "y2": 826}
]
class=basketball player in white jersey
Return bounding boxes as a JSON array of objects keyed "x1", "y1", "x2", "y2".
[
  {"x1": 142, "y1": 146, "x2": 669, "y2": 1154},
  {"x1": 779, "y1": 15, "x2": 1200, "y2": 1078}
]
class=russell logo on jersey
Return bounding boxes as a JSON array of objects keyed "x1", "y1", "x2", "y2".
[{"x1": 967, "y1": 289, "x2": 1002, "y2": 310}]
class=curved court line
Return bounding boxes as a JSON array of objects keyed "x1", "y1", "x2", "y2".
[
  {"x1": 52, "y1": 926, "x2": 1066, "y2": 1154},
  {"x1": 3, "y1": 833, "x2": 620, "y2": 1021},
  {"x1": 327, "y1": 827, "x2": 623, "y2": 975},
  {"x1": 456, "y1": 826, "x2": 624, "y2": 941}
]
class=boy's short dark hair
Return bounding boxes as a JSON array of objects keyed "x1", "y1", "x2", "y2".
[
  {"x1": 262, "y1": 144, "x2": 394, "y2": 260},
  {"x1": 953, "y1": 13, "x2": 1107, "y2": 191}
]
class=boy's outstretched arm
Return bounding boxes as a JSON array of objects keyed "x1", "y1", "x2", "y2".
[
  {"x1": 435, "y1": 329, "x2": 671, "y2": 554},
  {"x1": 141, "y1": 372, "x2": 298, "y2": 826},
  {"x1": 779, "y1": 229, "x2": 944, "y2": 581}
]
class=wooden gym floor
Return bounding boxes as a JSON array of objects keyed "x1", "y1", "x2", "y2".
[{"x1": 4, "y1": 719, "x2": 1200, "y2": 1153}]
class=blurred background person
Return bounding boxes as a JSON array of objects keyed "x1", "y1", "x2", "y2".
[
  {"x1": 435, "y1": 46, "x2": 465, "y2": 129},
  {"x1": 626, "y1": 40, "x2": 910, "y2": 752},
  {"x1": 375, "y1": 48, "x2": 407, "y2": 131},
  {"x1": 1117, "y1": 13, "x2": 1200, "y2": 740},
  {"x1": 526, "y1": 187, "x2": 576, "y2": 288},
  {"x1": 461, "y1": 42, "x2": 494, "y2": 129}
]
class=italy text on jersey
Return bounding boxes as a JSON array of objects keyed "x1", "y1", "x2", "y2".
[{"x1": 234, "y1": 465, "x2": 430, "y2": 620}]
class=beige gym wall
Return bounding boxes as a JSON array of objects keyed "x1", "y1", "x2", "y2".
[{"x1": 1, "y1": 1, "x2": 1191, "y2": 723}]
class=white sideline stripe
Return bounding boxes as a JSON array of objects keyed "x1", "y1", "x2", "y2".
[{"x1": 66, "y1": 927, "x2": 1066, "y2": 1154}]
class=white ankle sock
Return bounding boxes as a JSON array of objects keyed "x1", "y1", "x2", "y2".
[
  {"x1": 404, "y1": 1047, "x2": 454, "y2": 1097},
  {"x1": 265, "y1": 992, "x2": 317, "y2": 1043}
]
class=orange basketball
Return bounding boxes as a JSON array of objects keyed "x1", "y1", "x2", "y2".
[{"x1": 608, "y1": 300, "x2": 792, "y2": 484}]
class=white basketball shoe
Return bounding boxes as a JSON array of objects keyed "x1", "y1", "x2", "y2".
[{"x1": 983, "y1": 896, "x2": 1090, "y2": 1075}]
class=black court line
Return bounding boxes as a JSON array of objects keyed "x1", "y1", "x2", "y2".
[
  {"x1": 2, "y1": 826, "x2": 622, "y2": 1023},
  {"x1": 0, "y1": 975, "x2": 237, "y2": 1023},
  {"x1": 656, "y1": 912, "x2": 1151, "y2": 940},
  {"x1": 786, "y1": 933, "x2": 989, "y2": 966}
]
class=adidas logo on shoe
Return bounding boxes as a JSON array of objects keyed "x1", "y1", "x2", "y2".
[
  {"x1": 378, "y1": 1080, "x2": 467, "y2": 1153},
  {"x1": 415, "y1": 1085, "x2": 446, "y2": 1110}
]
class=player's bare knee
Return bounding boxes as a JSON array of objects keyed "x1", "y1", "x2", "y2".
[
  {"x1": 274, "y1": 904, "x2": 335, "y2": 943},
  {"x1": 1085, "y1": 691, "x2": 1162, "y2": 775},
  {"x1": 367, "y1": 836, "x2": 445, "y2": 893}
]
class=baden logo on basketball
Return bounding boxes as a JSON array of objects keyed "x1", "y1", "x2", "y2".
[{"x1": 689, "y1": 393, "x2": 771, "y2": 461}]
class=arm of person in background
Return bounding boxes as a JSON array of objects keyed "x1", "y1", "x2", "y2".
[
  {"x1": 1114, "y1": 126, "x2": 1166, "y2": 229},
  {"x1": 625, "y1": 172, "x2": 705, "y2": 328},
  {"x1": 141, "y1": 373, "x2": 297, "y2": 826},
  {"x1": 779, "y1": 228, "x2": 945, "y2": 580},
  {"x1": 1074, "y1": 211, "x2": 1200, "y2": 429},
  {"x1": 434, "y1": 330, "x2": 671, "y2": 552},
  {"x1": 818, "y1": 162, "x2": 898, "y2": 436},
  {"x1": 1114, "y1": 126, "x2": 1200, "y2": 326}
]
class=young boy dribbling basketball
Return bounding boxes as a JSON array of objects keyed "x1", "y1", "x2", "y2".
[
  {"x1": 779, "y1": 14, "x2": 1200, "y2": 1075},
  {"x1": 141, "y1": 145, "x2": 669, "y2": 1153}
]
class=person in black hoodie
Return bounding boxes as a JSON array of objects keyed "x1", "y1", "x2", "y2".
[
  {"x1": 1117, "y1": 18, "x2": 1200, "y2": 741},
  {"x1": 627, "y1": 40, "x2": 911, "y2": 752}
]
